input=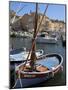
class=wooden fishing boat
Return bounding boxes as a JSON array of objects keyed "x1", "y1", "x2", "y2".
[
  {"x1": 15, "y1": 53, "x2": 63, "y2": 88},
  {"x1": 12, "y1": 3, "x2": 63, "y2": 88}
]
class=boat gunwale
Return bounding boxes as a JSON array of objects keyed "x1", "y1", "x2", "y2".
[{"x1": 16, "y1": 53, "x2": 63, "y2": 74}]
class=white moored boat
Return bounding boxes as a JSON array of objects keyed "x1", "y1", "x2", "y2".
[{"x1": 36, "y1": 32, "x2": 58, "y2": 44}]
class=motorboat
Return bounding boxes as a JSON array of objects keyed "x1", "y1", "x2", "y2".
[
  {"x1": 36, "y1": 32, "x2": 58, "y2": 44},
  {"x1": 10, "y1": 48, "x2": 44, "y2": 62}
]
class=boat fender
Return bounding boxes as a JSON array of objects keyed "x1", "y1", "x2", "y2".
[
  {"x1": 23, "y1": 47, "x2": 26, "y2": 51},
  {"x1": 40, "y1": 50, "x2": 43, "y2": 54}
]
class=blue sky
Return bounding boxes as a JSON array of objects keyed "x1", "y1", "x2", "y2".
[{"x1": 9, "y1": 1, "x2": 65, "y2": 22}]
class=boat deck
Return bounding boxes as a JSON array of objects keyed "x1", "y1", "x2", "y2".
[
  {"x1": 18, "y1": 64, "x2": 48, "y2": 72},
  {"x1": 36, "y1": 65, "x2": 48, "y2": 72}
]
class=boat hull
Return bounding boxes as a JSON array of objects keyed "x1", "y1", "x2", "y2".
[
  {"x1": 36, "y1": 37, "x2": 57, "y2": 44},
  {"x1": 15, "y1": 75, "x2": 50, "y2": 88},
  {"x1": 15, "y1": 66, "x2": 62, "y2": 88}
]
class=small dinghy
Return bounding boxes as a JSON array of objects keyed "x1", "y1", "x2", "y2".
[{"x1": 12, "y1": 3, "x2": 63, "y2": 88}]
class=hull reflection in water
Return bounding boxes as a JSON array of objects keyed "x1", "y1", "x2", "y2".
[{"x1": 13, "y1": 53, "x2": 63, "y2": 88}]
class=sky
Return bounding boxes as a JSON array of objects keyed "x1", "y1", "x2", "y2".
[{"x1": 9, "y1": 1, "x2": 66, "y2": 22}]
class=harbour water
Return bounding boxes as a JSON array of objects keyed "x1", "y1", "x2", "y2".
[{"x1": 10, "y1": 37, "x2": 66, "y2": 88}]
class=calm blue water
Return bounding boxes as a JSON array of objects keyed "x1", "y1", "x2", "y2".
[{"x1": 10, "y1": 37, "x2": 66, "y2": 88}]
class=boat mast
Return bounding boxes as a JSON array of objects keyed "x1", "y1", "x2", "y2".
[{"x1": 30, "y1": 3, "x2": 38, "y2": 70}]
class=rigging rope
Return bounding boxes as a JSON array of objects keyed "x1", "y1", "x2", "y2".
[
  {"x1": 25, "y1": 4, "x2": 49, "y2": 61},
  {"x1": 12, "y1": 65, "x2": 23, "y2": 88},
  {"x1": 12, "y1": 72, "x2": 22, "y2": 88}
]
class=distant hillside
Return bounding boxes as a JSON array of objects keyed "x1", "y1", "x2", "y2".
[{"x1": 10, "y1": 11, "x2": 65, "y2": 32}]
